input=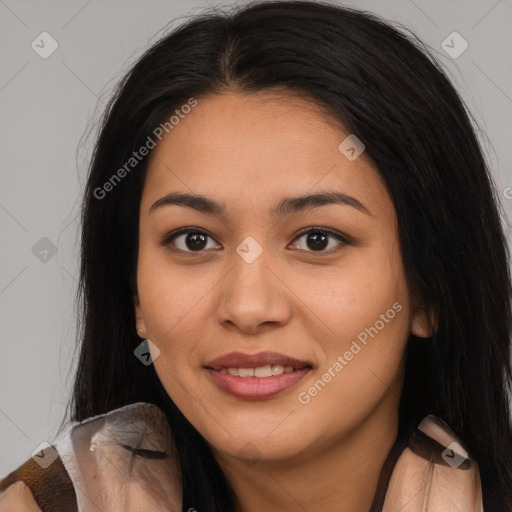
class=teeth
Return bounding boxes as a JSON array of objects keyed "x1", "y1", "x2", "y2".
[
  {"x1": 219, "y1": 365, "x2": 296, "y2": 377},
  {"x1": 239, "y1": 368, "x2": 255, "y2": 377}
]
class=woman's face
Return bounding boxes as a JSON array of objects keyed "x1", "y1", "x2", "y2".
[{"x1": 135, "y1": 90, "x2": 430, "y2": 464}]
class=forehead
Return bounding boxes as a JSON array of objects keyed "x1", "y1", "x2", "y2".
[
  {"x1": 141, "y1": 90, "x2": 392, "y2": 219},
  {"x1": 150, "y1": 90, "x2": 347, "y2": 158}
]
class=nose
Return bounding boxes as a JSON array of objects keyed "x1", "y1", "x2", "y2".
[{"x1": 215, "y1": 245, "x2": 293, "y2": 335}]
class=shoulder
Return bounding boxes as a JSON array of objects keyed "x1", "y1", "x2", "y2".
[
  {"x1": 0, "y1": 445, "x2": 76, "y2": 511},
  {"x1": 383, "y1": 415, "x2": 484, "y2": 512},
  {"x1": 0, "y1": 481, "x2": 42, "y2": 512},
  {"x1": 1, "y1": 402, "x2": 182, "y2": 512}
]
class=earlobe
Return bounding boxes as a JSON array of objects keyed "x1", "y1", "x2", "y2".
[
  {"x1": 134, "y1": 295, "x2": 147, "y2": 338},
  {"x1": 411, "y1": 306, "x2": 438, "y2": 338}
]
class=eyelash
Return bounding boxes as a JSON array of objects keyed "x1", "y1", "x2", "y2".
[{"x1": 160, "y1": 226, "x2": 350, "y2": 255}]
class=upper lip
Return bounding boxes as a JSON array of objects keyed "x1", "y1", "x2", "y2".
[{"x1": 205, "y1": 351, "x2": 311, "y2": 370}]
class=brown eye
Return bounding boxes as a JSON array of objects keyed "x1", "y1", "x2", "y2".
[
  {"x1": 291, "y1": 227, "x2": 349, "y2": 253},
  {"x1": 181, "y1": 232, "x2": 208, "y2": 251},
  {"x1": 161, "y1": 228, "x2": 220, "y2": 252}
]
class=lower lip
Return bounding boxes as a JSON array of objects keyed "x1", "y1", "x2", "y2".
[{"x1": 205, "y1": 367, "x2": 311, "y2": 399}]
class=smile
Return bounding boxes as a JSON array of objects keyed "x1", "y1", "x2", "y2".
[{"x1": 204, "y1": 351, "x2": 313, "y2": 399}]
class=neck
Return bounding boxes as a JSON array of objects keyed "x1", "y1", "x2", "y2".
[{"x1": 213, "y1": 395, "x2": 401, "y2": 512}]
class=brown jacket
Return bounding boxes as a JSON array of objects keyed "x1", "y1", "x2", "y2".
[{"x1": 0, "y1": 403, "x2": 483, "y2": 511}]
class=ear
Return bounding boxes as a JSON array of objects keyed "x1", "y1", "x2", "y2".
[
  {"x1": 134, "y1": 294, "x2": 147, "y2": 338},
  {"x1": 411, "y1": 306, "x2": 438, "y2": 338}
]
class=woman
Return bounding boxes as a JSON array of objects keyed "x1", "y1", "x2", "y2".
[{"x1": 1, "y1": 1, "x2": 511, "y2": 510}]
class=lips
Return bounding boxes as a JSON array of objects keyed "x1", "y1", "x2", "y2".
[
  {"x1": 204, "y1": 351, "x2": 311, "y2": 371},
  {"x1": 204, "y1": 351, "x2": 313, "y2": 399}
]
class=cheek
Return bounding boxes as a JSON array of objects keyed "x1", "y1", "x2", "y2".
[
  {"x1": 136, "y1": 243, "x2": 228, "y2": 406},
  {"x1": 295, "y1": 240, "x2": 409, "y2": 347},
  {"x1": 137, "y1": 242, "x2": 209, "y2": 336},
  {"x1": 136, "y1": 249, "x2": 195, "y2": 379},
  {"x1": 295, "y1": 239, "x2": 410, "y2": 405}
]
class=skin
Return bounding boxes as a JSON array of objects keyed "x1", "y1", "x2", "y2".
[{"x1": 134, "y1": 90, "x2": 434, "y2": 512}]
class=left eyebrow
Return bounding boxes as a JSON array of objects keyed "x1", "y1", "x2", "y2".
[
  {"x1": 149, "y1": 190, "x2": 373, "y2": 218},
  {"x1": 272, "y1": 191, "x2": 373, "y2": 218}
]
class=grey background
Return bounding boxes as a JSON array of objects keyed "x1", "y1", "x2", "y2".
[{"x1": 1, "y1": 0, "x2": 511, "y2": 476}]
